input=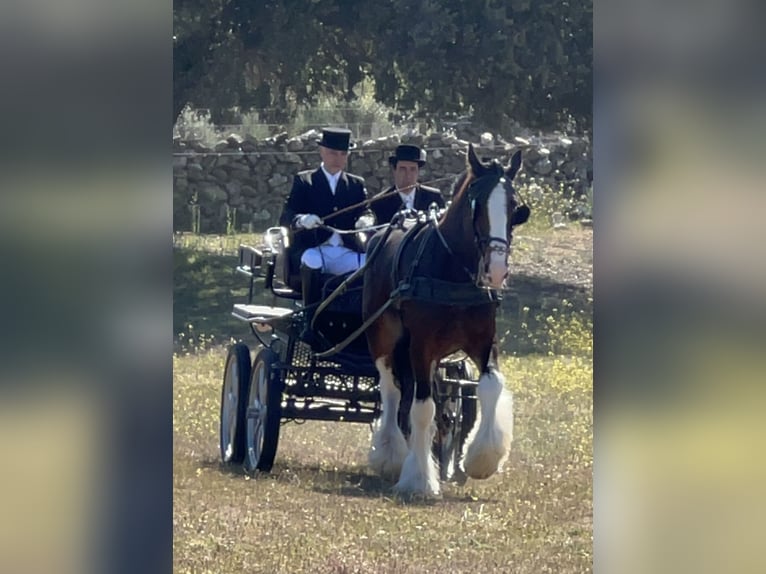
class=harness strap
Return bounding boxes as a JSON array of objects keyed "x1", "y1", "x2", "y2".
[
  {"x1": 312, "y1": 282, "x2": 408, "y2": 359},
  {"x1": 390, "y1": 219, "x2": 429, "y2": 289},
  {"x1": 401, "y1": 276, "x2": 499, "y2": 306},
  {"x1": 310, "y1": 221, "x2": 396, "y2": 331},
  {"x1": 433, "y1": 224, "x2": 478, "y2": 283}
]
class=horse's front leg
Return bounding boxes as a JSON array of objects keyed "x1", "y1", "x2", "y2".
[
  {"x1": 394, "y1": 350, "x2": 440, "y2": 497},
  {"x1": 369, "y1": 356, "x2": 408, "y2": 479},
  {"x1": 462, "y1": 344, "x2": 514, "y2": 479}
]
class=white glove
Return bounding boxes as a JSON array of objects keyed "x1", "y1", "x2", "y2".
[
  {"x1": 355, "y1": 214, "x2": 375, "y2": 230},
  {"x1": 297, "y1": 213, "x2": 322, "y2": 229}
]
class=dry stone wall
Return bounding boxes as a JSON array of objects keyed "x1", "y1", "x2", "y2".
[{"x1": 173, "y1": 129, "x2": 592, "y2": 234}]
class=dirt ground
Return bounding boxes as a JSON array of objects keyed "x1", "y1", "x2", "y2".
[{"x1": 513, "y1": 224, "x2": 593, "y2": 292}]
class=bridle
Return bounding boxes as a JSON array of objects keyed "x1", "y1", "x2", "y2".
[
  {"x1": 467, "y1": 166, "x2": 514, "y2": 261},
  {"x1": 434, "y1": 164, "x2": 523, "y2": 289}
]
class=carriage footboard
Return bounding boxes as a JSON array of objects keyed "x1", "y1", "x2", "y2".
[{"x1": 232, "y1": 304, "x2": 294, "y2": 325}]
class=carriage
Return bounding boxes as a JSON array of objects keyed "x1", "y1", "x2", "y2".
[
  {"x1": 218, "y1": 224, "x2": 479, "y2": 482},
  {"x1": 220, "y1": 144, "x2": 529, "y2": 496}
]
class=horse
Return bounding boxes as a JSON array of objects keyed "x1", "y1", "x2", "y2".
[{"x1": 362, "y1": 143, "x2": 529, "y2": 497}]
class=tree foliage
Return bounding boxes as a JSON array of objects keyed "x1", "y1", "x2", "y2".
[{"x1": 173, "y1": 0, "x2": 592, "y2": 131}]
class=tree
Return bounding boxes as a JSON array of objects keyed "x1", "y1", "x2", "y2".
[{"x1": 173, "y1": 0, "x2": 592, "y2": 132}]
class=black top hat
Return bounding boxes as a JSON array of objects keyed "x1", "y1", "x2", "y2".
[
  {"x1": 389, "y1": 144, "x2": 426, "y2": 167},
  {"x1": 317, "y1": 127, "x2": 355, "y2": 151}
]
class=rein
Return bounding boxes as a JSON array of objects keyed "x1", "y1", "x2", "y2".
[
  {"x1": 317, "y1": 173, "x2": 461, "y2": 224},
  {"x1": 311, "y1": 210, "x2": 499, "y2": 359},
  {"x1": 311, "y1": 221, "x2": 400, "y2": 359},
  {"x1": 319, "y1": 189, "x2": 399, "y2": 223}
]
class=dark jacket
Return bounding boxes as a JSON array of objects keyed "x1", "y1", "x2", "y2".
[
  {"x1": 279, "y1": 168, "x2": 368, "y2": 255},
  {"x1": 370, "y1": 184, "x2": 446, "y2": 224}
]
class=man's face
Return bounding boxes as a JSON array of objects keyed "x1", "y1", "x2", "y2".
[
  {"x1": 319, "y1": 146, "x2": 348, "y2": 174},
  {"x1": 393, "y1": 160, "x2": 419, "y2": 193}
]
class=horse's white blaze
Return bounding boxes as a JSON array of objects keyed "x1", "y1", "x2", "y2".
[
  {"x1": 394, "y1": 398, "x2": 441, "y2": 497},
  {"x1": 369, "y1": 358, "x2": 408, "y2": 479},
  {"x1": 462, "y1": 368, "x2": 513, "y2": 479},
  {"x1": 486, "y1": 182, "x2": 509, "y2": 288}
]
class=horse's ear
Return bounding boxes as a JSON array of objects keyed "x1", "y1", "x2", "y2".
[
  {"x1": 467, "y1": 143, "x2": 482, "y2": 174},
  {"x1": 506, "y1": 150, "x2": 522, "y2": 180}
]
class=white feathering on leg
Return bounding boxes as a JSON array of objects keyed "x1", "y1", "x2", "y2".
[
  {"x1": 369, "y1": 358, "x2": 408, "y2": 479},
  {"x1": 462, "y1": 369, "x2": 514, "y2": 479},
  {"x1": 394, "y1": 398, "x2": 441, "y2": 497}
]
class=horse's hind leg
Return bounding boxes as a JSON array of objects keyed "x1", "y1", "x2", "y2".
[
  {"x1": 462, "y1": 344, "x2": 514, "y2": 479},
  {"x1": 394, "y1": 345, "x2": 440, "y2": 497},
  {"x1": 367, "y1": 317, "x2": 408, "y2": 480}
]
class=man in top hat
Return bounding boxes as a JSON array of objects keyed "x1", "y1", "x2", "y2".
[
  {"x1": 279, "y1": 128, "x2": 370, "y2": 337},
  {"x1": 369, "y1": 144, "x2": 445, "y2": 225}
]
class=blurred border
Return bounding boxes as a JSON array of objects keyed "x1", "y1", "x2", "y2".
[
  {"x1": 0, "y1": 2, "x2": 172, "y2": 573},
  {"x1": 596, "y1": 1, "x2": 766, "y2": 572}
]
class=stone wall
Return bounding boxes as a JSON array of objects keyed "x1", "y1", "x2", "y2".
[{"x1": 173, "y1": 129, "x2": 592, "y2": 234}]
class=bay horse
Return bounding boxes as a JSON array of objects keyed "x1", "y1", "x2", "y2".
[{"x1": 362, "y1": 144, "x2": 529, "y2": 497}]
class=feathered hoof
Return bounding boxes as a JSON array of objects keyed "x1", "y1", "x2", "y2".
[
  {"x1": 392, "y1": 452, "x2": 441, "y2": 498},
  {"x1": 462, "y1": 426, "x2": 512, "y2": 480},
  {"x1": 368, "y1": 427, "x2": 408, "y2": 480},
  {"x1": 392, "y1": 479, "x2": 442, "y2": 500},
  {"x1": 462, "y1": 442, "x2": 507, "y2": 479}
]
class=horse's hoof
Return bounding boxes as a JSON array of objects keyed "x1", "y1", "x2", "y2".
[
  {"x1": 451, "y1": 468, "x2": 468, "y2": 486},
  {"x1": 462, "y1": 444, "x2": 506, "y2": 479},
  {"x1": 369, "y1": 450, "x2": 405, "y2": 481},
  {"x1": 392, "y1": 482, "x2": 442, "y2": 500},
  {"x1": 369, "y1": 428, "x2": 408, "y2": 480},
  {"x1": 392, "y1": 463, "x2": 442, "y2": 498}
]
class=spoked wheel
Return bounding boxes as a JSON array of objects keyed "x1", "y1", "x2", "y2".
[
  {"x1": 433, "y1": 359, "x2": 479, "y2": 483},
  {"x1": 434, "y1": 389, "x2": 462, "y2": 482},
  {"x1": 243, "y1": 348, "x2": 282, "y2": 472},
  {"x1": 219, "y1": 343, "x2": 252, "y2": 464}
]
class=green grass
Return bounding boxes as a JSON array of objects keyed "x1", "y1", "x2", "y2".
[
  {"x1": 173, "y1": 338, "x2": 592, "y2": 573},
  {"x1": 516, "y1": 179, "x2": 592, "y2": 233},
  {"x1": 173, "y1": 228, "x2": 592, "y2": 573}
]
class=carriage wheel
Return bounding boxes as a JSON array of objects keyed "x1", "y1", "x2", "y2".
[
  {"x1": 219, "y1": 343, "x2": 252, "y2": 464},
  {"x1": 434, "y1": 360, "x2": 479, "y2": 483},
  {"x1": 434, "y1": 392, "x2": 461, "y2": 482},
  {"x1": 243, "y1": 348, "x2": 282, "y2": 473}
]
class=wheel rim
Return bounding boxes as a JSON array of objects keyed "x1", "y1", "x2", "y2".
[
  {"x1": 221, "y1": 355, "x2": 240, "y2": 461},
  {"x1": 437, "y1": 398, "x2": 459, "y2": 480},
  {"x1": 246, "y1": 361, "x2": 269, "y2": 469}
]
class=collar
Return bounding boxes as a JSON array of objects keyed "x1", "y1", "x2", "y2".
[
  {"x1": 320, "y1": 164, "x2": 342, "y2": 193},
  {"x1": 397, "y1": 187, "x2": 416, "y2": 207}
]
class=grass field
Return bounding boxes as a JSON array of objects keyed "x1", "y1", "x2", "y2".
[{"x1": 173, "y1": 227, "x2": 592, "y2": 573}]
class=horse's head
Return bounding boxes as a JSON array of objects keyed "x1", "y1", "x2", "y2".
[{"x1": 464, "y1": 143, "x2": 529, "y2": 289}]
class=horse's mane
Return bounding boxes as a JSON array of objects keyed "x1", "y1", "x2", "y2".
[
  {"x1": 449, "y1": 169, "x2": 473, "y2": 203},
  {"x1": 441, "y1": 167, "x2": 475, "y2": 225}
]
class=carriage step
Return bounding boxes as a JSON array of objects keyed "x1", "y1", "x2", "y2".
[
  {"x1": 232, "y1": 304, "x2": 294, "y2": 323},
  {"x1": 271, "y1": 287, "x2": 302, "y2": 300},
  {"x1": 280, "y1": 404, "x2": 378, "y2": 424}
]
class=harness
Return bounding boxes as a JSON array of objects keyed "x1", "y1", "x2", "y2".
[
  {"x1": 312, "y1": 161, "x2": 533, "y2": 357},
  {"x1": 313, "y1": 211, "x2": 498, "y2": 359},
  {"x1": 391, "y1": 215, "x2": 500, "y2": 307}
]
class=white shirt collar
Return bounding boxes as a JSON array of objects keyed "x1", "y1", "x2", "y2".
[
  {"x1": 397, "y1": 188, "x2": 416, "y2": 209},
  {"x1": 321, "y1": 164, "x2": 341, "y2": 194}
]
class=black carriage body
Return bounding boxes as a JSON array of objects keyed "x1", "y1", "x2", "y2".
[{"x1": 233, "y1": 239, "x2": 383, "y2": 425}]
